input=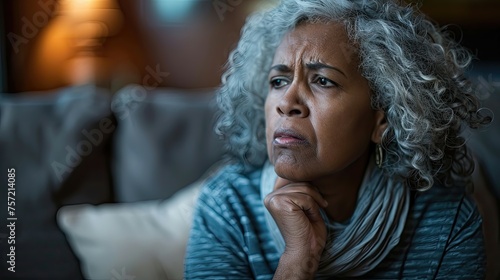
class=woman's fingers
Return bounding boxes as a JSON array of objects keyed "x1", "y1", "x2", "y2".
[
  {"x1": 264, "y1": 179, "x2": 328, "y2": 256},
  {"x1": 267, "y1": 194, "x2": 326, "y2": 231},
  {"x1": 272, "y1": 178, "x2": 328, "y2": 208}
]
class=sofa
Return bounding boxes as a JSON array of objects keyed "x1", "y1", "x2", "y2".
[
  {"x1": 0, "y1": 63, "x2": 499, "y2": 280},
  {"x1": 0, "y1": 84, "x2": 225, "y2": 279}
]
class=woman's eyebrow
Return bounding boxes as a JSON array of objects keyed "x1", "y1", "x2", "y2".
[
  {"x1": 305, "y1": 62, "x2": 346, "y2": 77},
  {"x1": 269, "y1": 64, "x2": 292, "y2": 73},
  {"x1": 270, "y1": 63, "x2": 346, "y2": 78}
]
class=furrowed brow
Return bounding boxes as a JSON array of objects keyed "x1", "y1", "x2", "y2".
[
  {"x1": 269, "y1": 64, "x2": 292, "y2": 73},
  {"x1": 305, "y1": 62, "x2": 346, "y2": 77}
]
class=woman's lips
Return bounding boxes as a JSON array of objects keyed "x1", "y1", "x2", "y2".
[{"x1": 273, "y1": 129, "x2": 307, "y2": 146}]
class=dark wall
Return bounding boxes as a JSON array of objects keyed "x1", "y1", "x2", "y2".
[
  {"x1": 0, "y1": 1, "x2": 7, "y2": 92},
  {"x1": 1, "y1": 0, "x2": 258, "y2": 93},
  {"x1": 415, "y1": 0, "x2": 500, "y2": 62},
  {"x1": 2, "y1": 0, "x2": 499, "y2": 93}
]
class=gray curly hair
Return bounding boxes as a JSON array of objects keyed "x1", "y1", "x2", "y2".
[{"x1": 216, "y1": 0, "x2": 491, "y2": 190}]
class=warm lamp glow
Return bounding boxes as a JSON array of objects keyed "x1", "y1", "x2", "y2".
[
  {"x1": 57, "y1": 0, "x2": 124, "y2": 85},
  {"x1": 59, "y1": 0, "x2": 124, "y2": 37}
]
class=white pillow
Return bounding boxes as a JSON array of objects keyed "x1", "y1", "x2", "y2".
[{"x1": 57, "y1": 180, "x2": 202, "y2": 280}]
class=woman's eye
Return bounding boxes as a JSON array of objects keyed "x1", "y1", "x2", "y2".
[
  {"x1": 270, "y1": 78, "x2": 289, "y2": 89},
  {"x1": 313, "y1": 76, "x2": 338, "y2": 88}
]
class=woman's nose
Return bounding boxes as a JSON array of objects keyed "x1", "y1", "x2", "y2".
[{"x1": 276, "y1": 83, "x2": 310, "y2": 118}]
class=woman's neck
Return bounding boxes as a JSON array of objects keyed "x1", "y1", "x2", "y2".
[{"x1": 311, "y1": 151, "x2": 371, "y2": 223}]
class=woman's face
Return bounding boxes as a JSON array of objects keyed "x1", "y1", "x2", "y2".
[{"x1": 265, "y1": 21, "x2": 385, "y2": 183}]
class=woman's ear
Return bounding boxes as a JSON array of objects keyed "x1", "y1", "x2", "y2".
[{"x1": 371, "y1": 110, "x2": 387, "y2": 144}]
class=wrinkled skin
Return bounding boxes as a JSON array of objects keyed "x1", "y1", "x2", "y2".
[{"x1": 264, "y1": 21, "x2": 387, "y2": 279}]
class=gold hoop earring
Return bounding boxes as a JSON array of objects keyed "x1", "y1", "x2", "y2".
[{"x1": 375, "y1": 144, "x2": 384, "y2": 168}]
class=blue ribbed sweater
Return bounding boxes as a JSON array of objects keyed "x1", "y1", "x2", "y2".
[{"x1": 185, "y1": 164, "x2": 486, "y2": 279}]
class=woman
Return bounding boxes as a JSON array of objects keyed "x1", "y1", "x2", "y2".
[{"x1": 185, "y1": 0, "x2": 492, "y2": 278}]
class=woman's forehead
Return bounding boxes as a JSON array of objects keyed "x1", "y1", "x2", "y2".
[
  {"x1": 272, "y1": 22, "x2": 359, "y2": 70},
  {"x1": 284, "y1": 21, "x2": 348, "y2": 44}
]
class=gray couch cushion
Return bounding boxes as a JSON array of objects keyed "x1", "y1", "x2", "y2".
[
  {"x1": 0, "y1": 85, "x2": 114, "y2": 279},
  {"x1": 111, "y1": 85, "x2": 225, "y2": 202}
]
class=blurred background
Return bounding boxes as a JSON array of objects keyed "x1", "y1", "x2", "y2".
[
  {"x1": 0, "y1": 1, "x2": 499, "y2": 279},
  {"x1": 0, "y1": 0, "x2": 270, "y2": 93},
  {"x1": 0, "y1": 0, "x2": 498, "y2": 94}
]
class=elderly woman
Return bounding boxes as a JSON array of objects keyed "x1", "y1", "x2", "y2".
[{"x1": 185, "y1": 0, "x2": 492, "y2": 278}]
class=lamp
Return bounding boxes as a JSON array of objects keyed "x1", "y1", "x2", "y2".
[{"x1": 59, "y1": 0, "x2": 124, "y2": 85}]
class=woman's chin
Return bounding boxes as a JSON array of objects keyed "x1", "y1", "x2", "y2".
[{"x1": 273, "y1": 162, "x2": 313, "y2": 183}]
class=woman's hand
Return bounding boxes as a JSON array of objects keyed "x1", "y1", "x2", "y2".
[{"x1": 264, "y1": 177, "x2": 328, "y2": 279}]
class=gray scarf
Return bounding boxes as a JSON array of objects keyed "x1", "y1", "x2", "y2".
[{"x1": 261, "y1": 157, "x2": 410, "y2": 278}]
